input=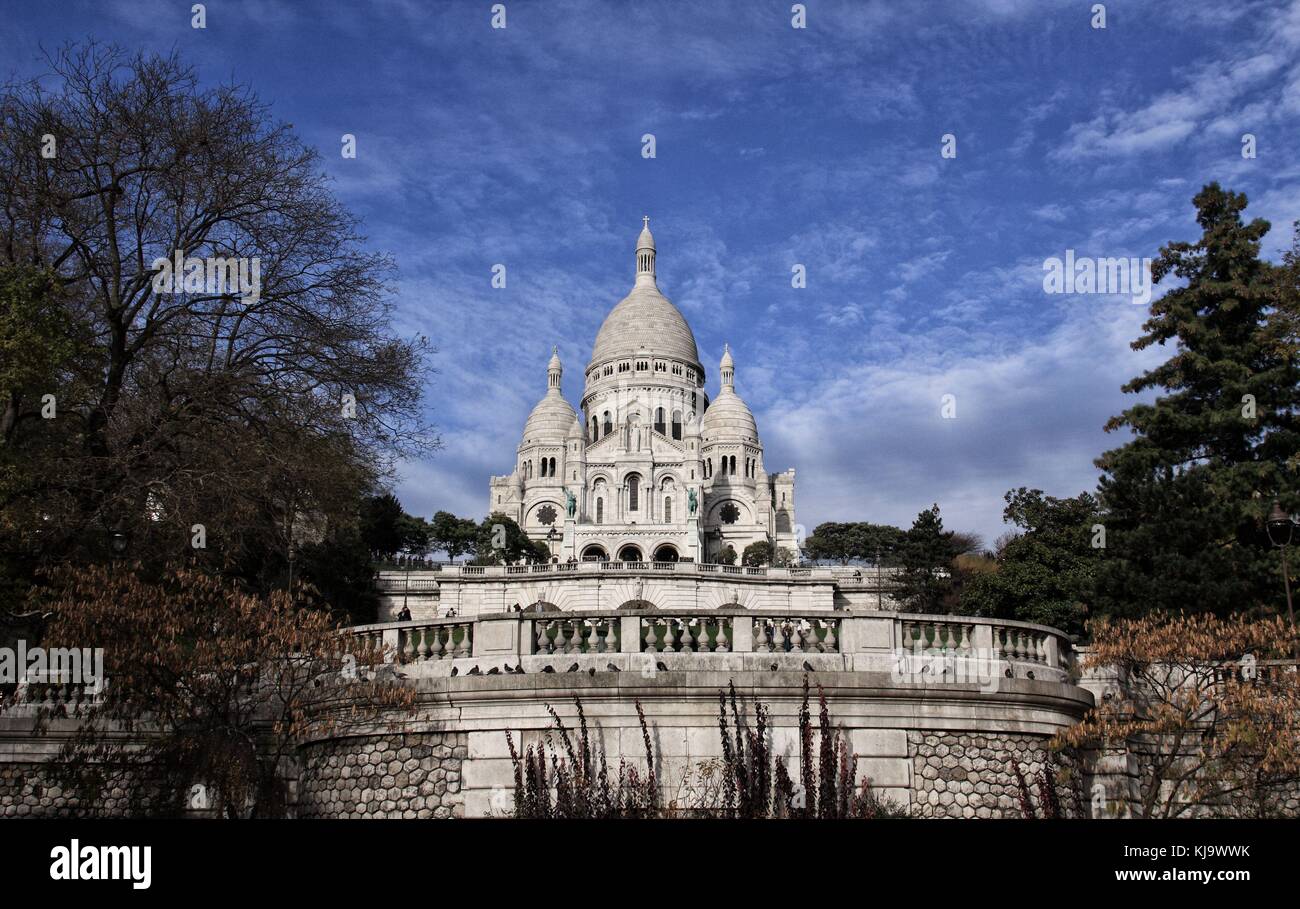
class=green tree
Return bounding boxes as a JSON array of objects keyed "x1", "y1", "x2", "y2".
[
  {"x1": 741, "y1": 540, "x2": 774, "y2": 566},
  {"x1": 802, "y1": 522, "x2": 905, "y2": 564},
  {"x1": 294, "y1": 527, "x2": 379, "y2": 626},
  {"x1": 895, "y1": 505, "x2": 971, "y2": 613},
  {"x1": 716, "y1": 544, "x2": 737, "y2": 566},
  {"x1": 472, "y1": 513, "x2": 549, "y2": 565},
  {"x1": 429, "y1": 511, "x2": 479, "y2": 561},
  {"x1": 961, "y1": 488, "x2": 1101, "y2": 635},
  {"x1": 1094, "y1": 184, "x2": 1300, "y2": 619},
  {"x1": 359, "y1": 493, "x2": 406, "y2": 560},
  {"x1": 397, "y1": 513, "x2": 430, "y2": 555},
  {"x1": 0, "y1": 266, "x2": 88, "y2": 610}
]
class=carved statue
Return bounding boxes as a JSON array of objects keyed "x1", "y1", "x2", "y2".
[
  {"x1": 688, "y1": 488, "x2": 698, "y2": 515},
  {"x1": 564, "y1": 487, "x2": 576, "y2": 517}
]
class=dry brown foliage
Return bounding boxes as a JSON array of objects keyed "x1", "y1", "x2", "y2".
[
  {"x1": 1054, "y1": 611, "x2": 1300, "y2": 817},
  {"x1": 29, "y1": 563, "x2": 416, "y2": 817}
]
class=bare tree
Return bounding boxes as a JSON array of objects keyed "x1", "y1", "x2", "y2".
[{"x1": 0, "y1": 43, "x2": 434, "y2": 574}]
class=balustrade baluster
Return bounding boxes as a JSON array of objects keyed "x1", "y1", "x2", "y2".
[
  {"x1": 643, "y1": 622, "x2": 658, "y2": 653},
  {"x1": 429, "y1": 626, "x2": 444, "y2": 660},
  {"x1": 679, "y1": 620, "x2": 695, "y2": 654},
  {"x1": 662, "y1": 620, "x2": 678, "y2": 653},
  {"x1": 822, "y1": 621, "x2": 837, "y2": 653},
  {"x1": 401, "y1": 630, "x2": 416, "y2": 664},
  {"x1": 554, "y1": 622, "x2": 568, "y2": 655},
  {"x1": 788, "y1": 621, "x2": 803, "y2": 654}
]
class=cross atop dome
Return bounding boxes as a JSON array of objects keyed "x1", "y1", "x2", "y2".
[{"x1": 635, "y1": 217, "x2": 656, "y2": 286}]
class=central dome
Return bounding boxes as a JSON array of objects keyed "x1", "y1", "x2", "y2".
[
  {"x1": 590, "y1": 285, "x2": 701, "y2": 366},
  {"x1": 588, "y1": 219, "x2": 702, "y2": 370}
]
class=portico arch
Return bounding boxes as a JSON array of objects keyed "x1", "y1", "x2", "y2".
[
  {"x1": 581, "y1": 544, "x2": 609, "y2": 561},
  {"x1": 617, "y1": 544, "x2": 643, "y2": 562}
]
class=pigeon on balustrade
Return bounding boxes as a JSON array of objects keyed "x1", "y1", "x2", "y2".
[
  {"x1": 656, "y1": 661, "x2": 668, "y2": 672},
  {"x1": 542, "y1": 665, "x2": 555, "y2": 673},
  {"x1": 607, "y1": 663, "x2": 620, "y2": 673},
  {"x1": 567, "y1": 662, "x2": 580, "y2": 673},
  {"x1": 508, "y1": 664, "x2": 525, "y2": 674},
  {"x1": 450, "y1": 667, "x2": 458, "y2": 677},
  {"x1": 588, "y1": 667, "x2": 596, "y2": 676},
  {"x1": 803, "y1": 661, "x2": 815, "y2": 673},
  {"x1": 487, "y1": 667, "x2": 500, "y2": 675},
  {"x1": 468, "y1": 665, "x2": 482, "y2": 676},
  {"x1": 770, "y1": 663, "x2": 778, "y2": 672}
]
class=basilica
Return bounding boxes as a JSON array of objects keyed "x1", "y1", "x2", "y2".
[{"x1": 489, "y1": 220, "x2": 798, "y2": 564}]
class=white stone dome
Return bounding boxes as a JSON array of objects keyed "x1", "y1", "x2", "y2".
[
  {"x1": 590, "y1": 285, "x2": 701, "y2": 367},
  {"x1": 701, "y1": 388, "x2": 758, "y2": 443},
  {"x1": 521, "y1": 390, "x2": 578, "y2": 447}
]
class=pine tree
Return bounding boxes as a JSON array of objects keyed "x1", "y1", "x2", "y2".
[
  {"x1": 1094, "y1": 184, "x2": 1300, "y2": 619},
  {"x1": 896, "y1": 505, "x2": 958, "y2": 612}
]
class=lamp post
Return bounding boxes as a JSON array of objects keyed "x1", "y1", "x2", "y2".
[{"x1": 1266, "y1": 500, "x2": 1298, "y2": 656}]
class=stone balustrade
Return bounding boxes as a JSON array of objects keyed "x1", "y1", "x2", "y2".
[
  {"x1": 378, "y1": 561, "x2": 901, "y2": 586},
  {"x1": 348, "y1": 610, "x2": 1070, "y2": 681}
]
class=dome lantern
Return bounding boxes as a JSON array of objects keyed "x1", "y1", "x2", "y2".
[
  {"x1": 547, "y1": 346, "x2": 562, "y2": 391},
  {"x1": 720, "y1": 343, "x2": 735, "y2": 390},
  {"x1": 636, "y1": 215, "x2": 656, "y2": 287}
]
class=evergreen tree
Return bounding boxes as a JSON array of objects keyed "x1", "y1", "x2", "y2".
[
  {"x1": 896, "y1": 505, "x2": 960, "y2": 612},
  {"x1": 961, "y1": 488, "x2": 1101, "y2": 635},
  {"x1": 1094, "y1": 184, "x2": 1300, "y2": 619},
  {"x1": 359, "y1": 493, "x2": 406, "y2": 560}
]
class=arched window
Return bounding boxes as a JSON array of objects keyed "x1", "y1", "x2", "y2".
[
  {"x1": 549, "y1": 457, "x2": 557, "y2": 476},
  {"x1": 626, "y1": 473, "x2": 640, "y2": 512},
  {"x1": 672, "y1": 410, "x2": 682, "y2": 440},
  {"x1": 730, "y1": 455, "x2": 737, "y2": 475},
  {"x1": 603, "y1": 411, "x2": 612, "y2": 437},
  {"x1": 654, "y1": 408, "x2": 665, "y2": 435},
  {"x1": 596, "y1": 498, "x2": 603, "y2": 524},
  {"x1": 664, "y1": 497, "x2": 672, "y2": 522},
  {"x1": 540, "y1": 459, "x2": 548, "y2": 478},
  {"x1": 591, "y1": 416, "x2": 599, "y2": 439}
]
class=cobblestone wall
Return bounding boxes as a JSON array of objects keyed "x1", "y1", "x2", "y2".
[
  {"x1": 908, "y1": 731, "x2": 1079, "y2": 818},
  {"x1": 0, "y1": 763, "x2": 166, "y2": 817},
  {"x1": 296, "y1": 733, "x2": 467, "y2": 819}
]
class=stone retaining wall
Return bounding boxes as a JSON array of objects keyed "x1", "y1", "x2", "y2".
[
  {"x1": 908, "y1": 731, "x2": 1078, "y2": 818},
  {"x1": 295, "y1": 733, "x2": 467, "y2": 819}
]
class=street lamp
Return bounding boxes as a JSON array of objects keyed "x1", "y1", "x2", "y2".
[
  {"x1": 1266, "y1": 500, "x2": 1298, "y2": 655},
  {"x1": 109, "y1": 529, "x2": 129, "y2": 557}
]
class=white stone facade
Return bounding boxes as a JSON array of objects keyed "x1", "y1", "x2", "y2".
[{"x1": 489, "y1": 220, "x2": 798, "y2": 565}]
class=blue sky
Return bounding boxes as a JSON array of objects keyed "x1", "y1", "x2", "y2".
[{"x1": 5, "y1": 0, "x2": 1300, "y2": 546}]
